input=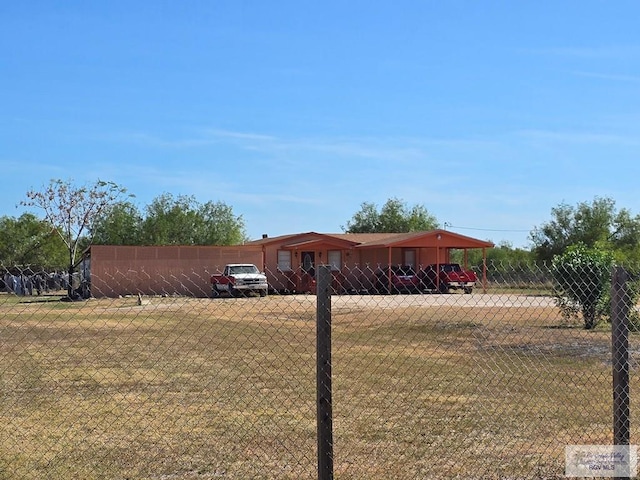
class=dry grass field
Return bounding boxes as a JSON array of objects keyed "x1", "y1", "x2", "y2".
[{"x1": 0, "y1": 291, "x2": 638, "y2": 479}]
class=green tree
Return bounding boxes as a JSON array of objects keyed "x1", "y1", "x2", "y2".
[
  {"x1": 141, "y1": 193, "x2": 195, "y2": 245},
  {"x1": 140, "y1": 193, "x2": 246, "y2": 245},
  {"x1": 0, "y1": 213, "x2": 67, "y2": 269},
  {"x1": 91, "y1": 201, "x2": 143, "y2": 245},
  {"x1": 21, "y1": 179, "x2": 131, "y2": 299},
  {"x1": 551, "y1": 243, "x2": 614, "y2": 329},
  {"x1": 343, "y1": 202, "x2": 380, "y2": 233},
  {"x1": 530, "y1": 197, "x2": 640, "y2": 263},
  {"x1": 343, "y1": 198, "x2": 439, "y2": 233},
  {"x1": 452, "y1": 240, "x2": 534, "y2": 266},
  {"x1": 449, "y1": 241, "x2": 538, "y2": 288},
  {"x1": 195, "y1": 200, "x2": 247, "y2": 245}
]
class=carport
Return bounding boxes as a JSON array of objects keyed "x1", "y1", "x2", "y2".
[{"x1": 349, "y1": 230, "x2": 494, "y2": 292}]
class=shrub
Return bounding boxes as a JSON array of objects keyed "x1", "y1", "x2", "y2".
[{"x1": 552, "y1": 244, "x2": 614, "y2": 329}]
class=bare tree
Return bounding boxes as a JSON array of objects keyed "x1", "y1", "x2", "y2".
[{"x1": 22, "y1": 179, "x2": 131, "y2": 299}]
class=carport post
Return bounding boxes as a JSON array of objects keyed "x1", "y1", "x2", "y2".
[{"x1": 316, "y1": 265, "x2": 334, "y2": 480}]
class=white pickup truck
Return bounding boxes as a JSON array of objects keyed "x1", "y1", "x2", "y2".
[{"x1": 210, "y1": 264, "x2": 269, "y2": 297}]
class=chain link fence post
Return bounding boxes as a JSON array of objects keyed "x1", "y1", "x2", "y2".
[
  {"x1": 316, "y1": 265, "x2": 334, "y2": 480},
  {"x1": 611, "y1": 266, "x2": 631, "y2": 480}
]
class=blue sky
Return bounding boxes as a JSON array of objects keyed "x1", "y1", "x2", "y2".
[{"x1": 2, "y1": 1, "x2": 640, "y2": 248}]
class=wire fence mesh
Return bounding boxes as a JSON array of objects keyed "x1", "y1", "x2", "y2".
[{"x1": 1, "y1": 261, "x2": 638, "y2": 479}]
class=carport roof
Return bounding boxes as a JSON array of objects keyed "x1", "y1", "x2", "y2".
[{"x1": 337, "y1": 230, "x2": 494, "y2": 249}]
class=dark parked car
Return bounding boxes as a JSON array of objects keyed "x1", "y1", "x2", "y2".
[{"x1": 374, "y1": 265, "x2": 421, "y2": 294}]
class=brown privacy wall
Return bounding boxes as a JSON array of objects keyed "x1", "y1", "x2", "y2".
[{"x1": 89, "y1": 245, "x2": 264, "y2": 298}]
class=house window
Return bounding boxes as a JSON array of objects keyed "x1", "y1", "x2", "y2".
[
  {"x1": 328, "y1": 250, "x2": 341, "y2": 271},
  {"x1": 277, "y1": 250, "x2": 292, "y2": 271},
  {"x1": 404, "y1": 249, "x2": 416, "y2": 268}
]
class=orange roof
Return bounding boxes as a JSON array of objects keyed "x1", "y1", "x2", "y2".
[{"x1": 249, "y1": 230, "x2": 494, "y2": 249}]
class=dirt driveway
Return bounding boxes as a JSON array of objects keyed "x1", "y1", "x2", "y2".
[{"x1": 323, "y1": 292, "x2": 556, "y2": 310}]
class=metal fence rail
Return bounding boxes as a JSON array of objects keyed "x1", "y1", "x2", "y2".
[{"x1": 0, "y1": 262, "x2": 637, "y2": 479}]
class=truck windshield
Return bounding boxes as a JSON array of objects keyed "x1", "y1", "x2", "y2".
[
  {"x1": 229, "y1": 265, "x2": 259, "y2": 275},
  {"x1": 441, "y1": 264, "x2": 461, "y2": 272}
]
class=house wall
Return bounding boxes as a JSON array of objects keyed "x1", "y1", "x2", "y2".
[
  {"x1": 259, "y1": 243, "x2": 453, "y2": 293},
  {"x1": 89, "y1": 232, "x2": 487, "y2": 297},
  {"x1": 261, "y1": 245, "x2": 296, "y2": 292},
  {"x1": 417, "y1": 247, "x2": 451, "y2": 266},
  {"x1": 89, "y1": 245, "x2": 264, "y2": 298}
]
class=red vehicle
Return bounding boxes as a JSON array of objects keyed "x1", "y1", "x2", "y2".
[
  {"x1": 374, "y1": 265, "x2": 421, "y2": 294},
  {"x1": 421, "y1": 263, "x2": 477, "y2": 294},
  {"x1": 210, "y1": 264, "x2": 269, "y2": 297}
]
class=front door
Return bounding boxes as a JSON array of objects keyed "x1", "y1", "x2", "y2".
[{"x1": 300, "y1": 251, "x2": 316, "y2": 293}]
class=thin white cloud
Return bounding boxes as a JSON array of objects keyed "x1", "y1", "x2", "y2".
[
  {"x1": 208, "y1": 128, "x2": 408, "y2": 160},
  {"x1": 206, "y1": 129, "x2": 277, "y2": 142},
  {"x1": 108, "y1": 132, "x2": 219, "y2": 148},
  {"x1": 114, "y1": 162, "x2": 326, "y2": 209},
  {"x1": 526, "y1": 45, "x2": 640, "y2": 59},
  {"x1": 571, "y1": 70, "x2": 640, "y2": 83},
  {"x1": 4, "y1": 158, "x2": 70, "y2": 182},
  {"x1": 107, "y1": 126, "x2": 508, "y2": 171},
  {"x1": 204, "y1": 129, "x2": 503, "y2": 166},
  {"x1": 515, "y1": 129, "x2": 640, "y2": 146},
  {"x1": 274, "y1": 139, "x2": 427, "y2": 163}
]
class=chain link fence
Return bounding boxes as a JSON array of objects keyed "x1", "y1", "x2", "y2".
[{"x1": 1, "y1": 261, "x2": 638, "y2": 479}]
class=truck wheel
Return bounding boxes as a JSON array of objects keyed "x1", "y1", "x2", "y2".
[
  {"x1": 259, "y1": 289, "x2": 268, "y2": 297},
  {"x1": 464, "y1": 286, "x2": 473, "y2": 294},
  {"x1": 439, "y1": 283, "x2": 450, "y2": 294},
  {"x1": 211, "y1": 288, "x2": 220, "y2": 298}
]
